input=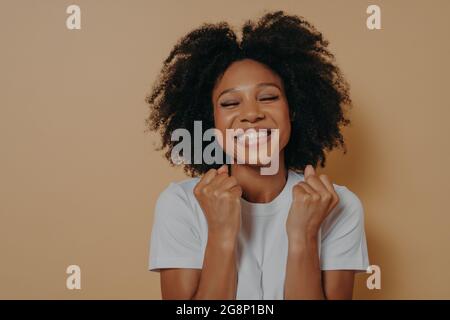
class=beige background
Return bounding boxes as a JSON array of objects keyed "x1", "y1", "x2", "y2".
[{"x1": 1, "y1": 0, "x2": 449, "y2": 299}]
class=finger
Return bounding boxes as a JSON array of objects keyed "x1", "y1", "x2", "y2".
[
  {"x1": 292, "y1": 183, "x2": 314, "y2": 203},
  {"x1": 229, "y1": 185, "x2": 243, "y2": 198},
  {"x1": 217, "y1": 164, "x2": 228, "y2": 175},
  {"x1": 304, "y1": 173, "x2": 329, "y2": 195},
  {"x1": 304, "y1": 164, "x2": 315, "y2": 180},
  {"x1": 218, "y1": 176, "x2": 239, "y2": 192},
  {"x1": 296, "y1": 181, "x2": 318, "y2": 196},
  {"x1": 318, "y1": 174, "x2": 339, "y2": 209},
  {"x1": 209, "y1": 171, "x2": 229, "y2": 189},
  {"x1": 318, "y1": 174, "x2": 336, "y2": 195},
  {"x1": 196, "y1": 168, "x2": 218, "y2": 188}
]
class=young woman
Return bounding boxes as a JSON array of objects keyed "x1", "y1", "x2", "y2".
[{"x1": 146, "y1": 11, "x2": 369, "y2": 300}]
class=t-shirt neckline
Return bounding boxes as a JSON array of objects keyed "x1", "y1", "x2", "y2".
[{"x1": 240, "y1": 170, "x2": 299, "y2": 216}]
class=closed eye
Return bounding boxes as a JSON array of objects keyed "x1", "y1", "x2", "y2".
[
  {"x1": 259, "y1": 95, "x2": 279, "y2": 102},
  {"x1": 220, "y1": 101, "x2": 239, "y2": 107}
]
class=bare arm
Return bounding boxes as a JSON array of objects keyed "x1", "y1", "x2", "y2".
[
  {"x1": 284, "y1": 234, "x2": 324, "y2": 299},
  {"x1": 192, "y1": 233, "x2": 237, "y2": 299},
  {"x1": 160, "y1": 233, "x2": 238, "y2": 299},
  {"x1": 285, "y1": 165, "x2": 355, "y2": 300},
  {"x1": 160, "y1": 165, "x2": 241, "y2": 300},
  {"x1": 284, "y1": 233, "x2": 355, "y2": 300}
]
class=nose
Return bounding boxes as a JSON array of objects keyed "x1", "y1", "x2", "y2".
[{"x1": 239, "y1": 100, "x2": 265, "y2": 123}]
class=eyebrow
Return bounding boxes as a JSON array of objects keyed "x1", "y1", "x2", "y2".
[{"x1": 217, "y1": 82, "x2": 282, "y2": 99}]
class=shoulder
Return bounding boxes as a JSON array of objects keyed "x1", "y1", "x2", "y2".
[
  {"x1": 154, "y1": 177, "x2": 201, "y2": 220},
  {"x1": 334, "y1": 184, "x2": 364, "y2": 215},
  {"x1": 158, "y1": 177, "x2": 200, "y2": 202},
  {"x1": 322, "y1": 183, "x2": 365, "y2": 238},
  {"x1": 320, "y1": 184, "x2": 369, "y2": 270}
]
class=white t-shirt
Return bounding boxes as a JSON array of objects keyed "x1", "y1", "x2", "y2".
[{"x1": 148, "y1": 170, "x2": 369, "y2": 299}]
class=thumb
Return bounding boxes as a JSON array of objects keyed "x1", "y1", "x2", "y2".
[
  {"x1": 217, "y1": 164, "x2": 228, "y2": 175},
  {"x1": 304, "y1": 164, "x2": 315, "y2": 179}
]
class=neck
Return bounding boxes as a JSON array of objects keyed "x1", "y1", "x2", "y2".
[{"x1": 230, "y1": 153, "x2": 287, "y2": 203}]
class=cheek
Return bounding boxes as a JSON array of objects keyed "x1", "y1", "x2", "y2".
[
  {"x1": 273, "y1": 103, "x2": 292, "y2": 148},
  {"x1": 280, "y1": 121, "x2": 291, "y2": 150},
  {"x1": 213, "y1": 107, "x2": 229, "y2": 133},
  {"x1": 213, "y1": 107, "x2": 234, "y2": 150}
]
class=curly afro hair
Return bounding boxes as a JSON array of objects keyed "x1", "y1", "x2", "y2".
[{"x1": 146, "y1": 10, "x2": 351, "y2": 177}]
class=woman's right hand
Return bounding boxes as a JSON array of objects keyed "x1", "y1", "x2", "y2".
[{"x1": 194, "y1": 165, "x2": 242, "y2": 242}]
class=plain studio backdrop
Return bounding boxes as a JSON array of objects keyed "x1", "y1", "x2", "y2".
[{"x1": 1, "y1": 0, "x2": 449, "y2": 299}]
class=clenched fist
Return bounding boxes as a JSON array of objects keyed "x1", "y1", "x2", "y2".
[
  {"x1": 286, "y1": 165, "x2": 340, "y2": 242},
  {"x1": 194, "y1": 165, "x2": 243, "y2": 241}
]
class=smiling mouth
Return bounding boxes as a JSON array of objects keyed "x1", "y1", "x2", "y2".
[{"x1": 234, "y1": 128, "x2": 273, "y2": 147}]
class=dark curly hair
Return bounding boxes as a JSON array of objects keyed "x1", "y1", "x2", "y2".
[{"x1": 146, "y1": 10, "x2": 351, "y2": 177}]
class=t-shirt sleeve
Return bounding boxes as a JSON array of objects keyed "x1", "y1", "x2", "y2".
[
  {"x1": 320, "y1": 186, "x2": 369, "y2": 271},
  {"x1": 148, "y1": 183, "x2": 203, "y2": 271}
]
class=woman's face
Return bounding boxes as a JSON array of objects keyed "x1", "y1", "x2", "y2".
[{"x1": 212, "y1": 59, "x2": 291, "y2": 167}]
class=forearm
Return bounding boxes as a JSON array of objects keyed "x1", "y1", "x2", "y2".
[
  {"x1": 192, "y1": 232, "x2": 238, "y2": 300},
  {"x1": 284, "y1": 233, "x2": 325, "y2": 300}
]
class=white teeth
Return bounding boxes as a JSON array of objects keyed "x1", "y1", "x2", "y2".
[{"x1": 235, "y1": 129, "x2": 271, "y2": 145}]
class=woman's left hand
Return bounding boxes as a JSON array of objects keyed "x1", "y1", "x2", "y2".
[{"x1": 286, "y1": 165, "x2": 340, "y2": 243}]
